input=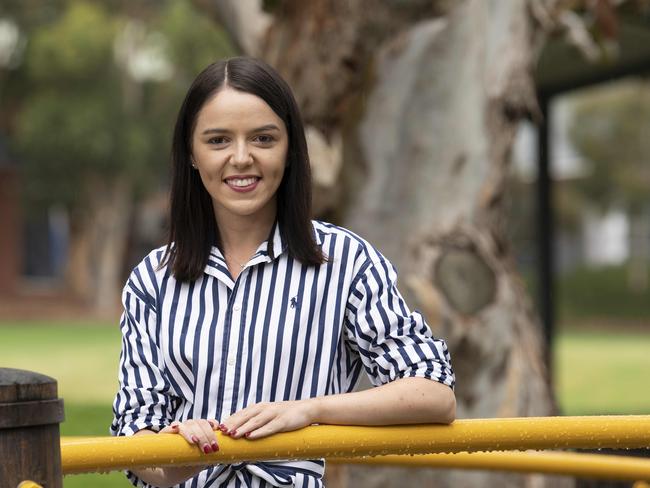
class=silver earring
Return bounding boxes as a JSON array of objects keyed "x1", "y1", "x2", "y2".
[{"x1": 191, "y1": 160, "x2": 198, "y2": 169}]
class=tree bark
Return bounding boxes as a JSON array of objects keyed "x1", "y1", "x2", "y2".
[
  {"x1": 198, "y1": 1, "x2": 573, "y2": 486},
  {"x1": 65, "y1": 176, "x2": 132, "y2": 315}
]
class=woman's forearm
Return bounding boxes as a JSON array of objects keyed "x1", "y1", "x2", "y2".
[
  {"x1": 310, "y1": 377, "x2": 455, "y2": 426},
  {"x1": 216, "y1": 377, "x2": 455, "y2": 440}
]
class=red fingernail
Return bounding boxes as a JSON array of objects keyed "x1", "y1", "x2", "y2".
[
  {"x1": 219, "y1": 424, "x2": 227, "y2": 431},
  {"x1": 211, "y1": 441, "x2": 219, "y2": 451},
  {"x1": 203, "y1": 444, "x2": 211, "y2": 454},
  {"x1": 244, "y1": 432, "x2": 251, "y2": 438},
  {"x1": 191, "y1": 435, "x2": 199, "y2": 443},
  {"x1": 231, "y1": 430, "x2": 237, "y2": 436}
]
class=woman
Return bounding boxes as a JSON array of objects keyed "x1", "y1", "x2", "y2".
[{"x1": 111, "y1": 56, "x2": 455, "y2": 488}]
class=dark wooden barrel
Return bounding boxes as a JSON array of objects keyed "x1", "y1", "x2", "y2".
[{"x1": 0, "y1": 368, "x2": 64, "y2": 487}]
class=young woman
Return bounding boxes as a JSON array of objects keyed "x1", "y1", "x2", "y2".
[{"x1": 110, "y1": 56, "x2": 455, "y2": 488}]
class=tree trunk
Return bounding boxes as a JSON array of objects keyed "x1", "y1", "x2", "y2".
[
  {"x1": 66, "y1": 211, "x2": 93, "y2": 302},
  {"x1": 197, "y1": 0, "x2": 572, "y2": 486},
  {"x1": 65, "y1": 176, "x2": 132, "y2": 315},
  {"x1": 92, "y1": 176, "x2": 133, "y2": 314}
]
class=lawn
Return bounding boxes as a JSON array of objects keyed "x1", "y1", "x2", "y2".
[
  {"x1": 0, "y1": 322, "x2": 130, "y2": 487},
  {"x1": 1, "y1": 320, "x2": 650, "y2": 487},
  {"x1": 554, "y1": 328, "x2": 650, "y2": 414}
]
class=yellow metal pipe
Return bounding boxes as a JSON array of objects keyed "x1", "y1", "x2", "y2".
[
  {"x1": 332, "y1": 451, "x2": 650, "y2": 482},
  {"x1": 61, "y1": 415, "x2": 650, "y2": 475}
]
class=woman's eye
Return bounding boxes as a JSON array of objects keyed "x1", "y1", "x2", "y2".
[
  {"x1": 254, "y1": 134, "x2": 274, "y2": 144},
  {"x1": 208, "y1": 136, "x2": 228, "y2": 145}
]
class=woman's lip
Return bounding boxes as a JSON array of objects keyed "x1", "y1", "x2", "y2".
[{"x1": 224, "y1": 178, "x2": 260, "y2": 193}]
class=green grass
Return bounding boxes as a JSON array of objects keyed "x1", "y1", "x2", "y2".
[
  {"x1": 2, "y1": 320, "x2": 650, "y2": 486},
  {"x1": 0, "y1": 321, "x2": 121, "y2": 403},
  {"x1": 554, "y1": 328, "x2": 650, "y2": 415},
  {"x1": 0, "y1": 322, "x2": 131, "y2": 487}
]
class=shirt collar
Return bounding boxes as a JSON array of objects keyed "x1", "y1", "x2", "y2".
[{"x1": 203, "y1": 221, "x2": 287, "y2": 285}]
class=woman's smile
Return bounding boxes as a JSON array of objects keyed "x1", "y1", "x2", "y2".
[{"x1": 224, "y1": 175, "x2": 261, "y2": 192}]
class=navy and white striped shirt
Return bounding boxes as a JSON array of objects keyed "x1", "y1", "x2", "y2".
[{"x1": 110, "y1": 220, "x2": 455, "y2": 488}]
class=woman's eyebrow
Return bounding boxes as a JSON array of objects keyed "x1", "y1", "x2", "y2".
[
  {"x1": 201, "y1": 124, "x2": 281, "y2": 136},
  {"x1": 201, "y1": 127, "x2": 229, "y2": 135},
  {"x1": 251, "y1": 124, "x2": 281, "y2": 133}
]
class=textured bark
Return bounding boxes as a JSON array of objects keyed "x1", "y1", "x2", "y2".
[
  {"x1": 90, "y1": 176, "x2": 132, "y2": 314},
  {"x1": 65, "y1": 177, "x2": 132, "y2": 314},
  {"x1": 198, "y1": 1, "x2": 573, "y2": 486}
]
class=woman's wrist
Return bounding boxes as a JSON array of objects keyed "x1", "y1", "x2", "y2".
[{"x1": 304, "y1": 396, "x2": 325, "y2": 424}]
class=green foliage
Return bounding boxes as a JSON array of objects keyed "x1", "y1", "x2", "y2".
[
  {"x1": 569, "y1": 80, "x2": 650, "y2": 214},
  {"x1": 16, "y1": 91, "x2": 119, "y2": 208},
  {"x1": 558, "y1": 264, "x2": 650, "y2": 320},
  {"x1": 5, "y1": 0, "x2": 234, "y2": 213},
  {"x1": 26, "y1": 2, "x2": 116, "y2": 84},
  {"x1": 157, "y1": 0, "x2": 234, "y2": 81}
]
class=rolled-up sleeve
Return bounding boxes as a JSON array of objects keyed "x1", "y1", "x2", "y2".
[
  {"x1": 345, "y1": 258, "x2": 455, "y2": 389},
  {"x1": 110, "y1": 274, "x2": 180, "y2": 438}
]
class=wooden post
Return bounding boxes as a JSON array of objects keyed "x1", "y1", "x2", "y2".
[{"x1": 0, "y1": 368, "x2": 65, "y2": 487}]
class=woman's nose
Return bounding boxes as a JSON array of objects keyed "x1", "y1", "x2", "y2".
[{"x1": 230, "y1": 141, "x2": 253, "y2": 166}]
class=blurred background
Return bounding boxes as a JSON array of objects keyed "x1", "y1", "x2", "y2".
[{"x1": 0, "y1": 1, "x2": 649, "y2": 487}]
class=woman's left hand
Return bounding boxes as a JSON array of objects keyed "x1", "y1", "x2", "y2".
[{"x1": 220, "y1": 399, "x2": 317, "y2": 440}]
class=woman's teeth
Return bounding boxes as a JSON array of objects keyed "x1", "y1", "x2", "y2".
[{"x1": 228, "y1": 177, "x2": 258, "y2": 187}]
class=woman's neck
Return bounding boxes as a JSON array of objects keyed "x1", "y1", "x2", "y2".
[{"x1": 214, "y1": 206, "x2": 277, "y2": 263}]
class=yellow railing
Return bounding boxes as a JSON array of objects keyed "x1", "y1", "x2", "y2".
[
  {"x1": 332, "y1": 451, "x2": 650, "y2": 482},
  {"x1": 61, "y1": 415, "x2": 650, "y2": 479}
]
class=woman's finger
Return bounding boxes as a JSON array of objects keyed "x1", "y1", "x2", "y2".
[
  {"x1": 175, "y1": 420, "x2": 216, "y2": 454},
  {"x1": 175, "y1": 422, "x2": 199, "y2": 445},
  {"x1": 196, "y1": 419, "x2": 219, "y2": 452},
  {"x1": 224, "y1": 403, "x2": 265, "y2": 434},
  {"x1": 246, "y1": 417, "x2": 285, "y2": 440},
  {"x1": 159, "y1": 421, "x2": 180, "y2": 434},
  {"x1": 232, "y1": 409, "x2": 278, "y2": 439}
]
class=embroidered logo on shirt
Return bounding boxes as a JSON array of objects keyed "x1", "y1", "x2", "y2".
[{"x1": 290, "y1": 296, "x2": 298, "y2": 309}]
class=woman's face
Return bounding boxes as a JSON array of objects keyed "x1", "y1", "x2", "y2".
[{"x1": 191, "y1": 87, "x2": 289, "y2": 225}]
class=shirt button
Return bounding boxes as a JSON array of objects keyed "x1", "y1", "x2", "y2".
[
  {"x1": 233, "y1": 304, "x2": 241, "y2": 312},
  {"x1": 227, "y1": 355, "x2": 236, "y2": 366}
]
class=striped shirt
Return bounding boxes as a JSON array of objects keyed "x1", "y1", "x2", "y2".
[{"x1": 110, "y1": 220, "x2": 455, "y2": 488}]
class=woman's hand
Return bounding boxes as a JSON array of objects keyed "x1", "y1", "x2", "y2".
[
  {"x1": 131, "y1": 420, "x2": 219, "y2": 488},
  {"x1": 220, "y1": 399, "x2": 317, "y2": 440},
  {"x1": 160, "y1": 418, "x2": 221, "y2": 454}
]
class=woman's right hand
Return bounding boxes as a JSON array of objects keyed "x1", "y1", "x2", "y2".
[
  {"x1": 160, "y1": 418, "x2": 220, "y2": 454},
  {"x1": 131, "y1": 420, "x2": 220, "y2": 488}
]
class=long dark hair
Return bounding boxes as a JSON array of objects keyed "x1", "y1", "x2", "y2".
[{"x1": 161, "y1": 57, "x2": 325, "y2": 282}]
